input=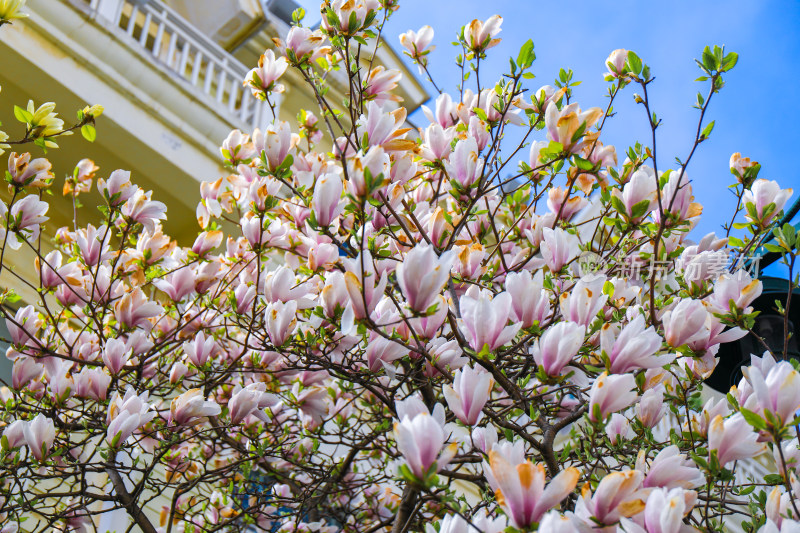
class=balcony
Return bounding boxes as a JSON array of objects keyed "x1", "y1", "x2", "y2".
[{"x1": 70, "y1": 0, "x2": 274, "y2": 131}]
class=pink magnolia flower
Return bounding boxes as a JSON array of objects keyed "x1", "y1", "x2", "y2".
[
  {"x1": 102, "y1": 338, "x2": 131, "y2": 375},
  {"x1": 253, "y1": 121, "x2": 293, "y2": 172},
  {"x1": 220, "y1": 129, "x2": 255, "y2": 164},
  {"x1": 615, "y1": 167, "x2": 657, "y2": 222},
  {"x1": 540, "y1": 227, "x2": 578, "y2": 272},
  {"x1": 743, "y1": 361, "x2": 800, "y2": 427},
  {"x1": 708, "y1": 413, "x2": 764, "y2": 466},
  {"x1": 72, "y1": 367, "x2": 110, "y2": 401},
  {"x1": 365, "y1": 333, "x2": 408, "y2": 372},
  {"x1": 421, "y1": 92, "x2": 456, "y2": 128},
  {"x1": 228, "y1": 382, "x2": 278, "y2": 424},
  {"x1": 106, "y1": 388, "x2": 155, "y2": 446},
  {"x1": 23, "y1": 414, "x2": 55, "y2": 461},
  {"x1": 504, "y1": 270, "x2": 549, "y2": 328},
  {"x1": 283, "y1": 26, "x2": 328, "y2": 64},
  {"x1": 2, "y1": 419, "x2": 26, "y2": 449},
  {"x1": 559, "y1": 275, "x2": 608, "y2": 328},
  {"x1": 742, "y1": 179, "x2": 793, "y2": 227},
  {"x1": 547, "y1": 187, "x2": 588, "y2": 221},
  {"x1": 12, "y1": 356, "x2": 43, "y2": 390},
  {"x1": 322, "y1": 0, "x2": 380, "y2": 35},
  {"x1": 245, "y1": 50, "x2": 288, "y2": 96},
  {"x1": 312, "y1": 173, "x2": 344, "y2": 227},
  {"x1": 394, "y1": 412, "x2": 457, "y2": 481},
  {"x1": 484, "y1": 450, "x2": 579, "y2": 528},
  {"x1": 97, "y1": 169, "x2": 137, "y2": 206},
  {"x1": 154, "y1": 267, "x2": 196, "y2": 302},
  {"x1": 444, "y1": 136, "x2": 482, "y2": 190},
  {"x1": 653, "y1": 170, "x2": 699, "y2": 226},
  {"x1": 342, "y1": 250, "x2": 388, "y2": 319},
  {"x1": 183, "y1": 331, "x2": 218, "y2": 367},
  {"x1": 8, "y1": 152, "x2": 52, "y2": 188},
  {"x1": 396, "y1": 244, "x2": 455, "y2": 313},
  {"x1": 575, "y1": 470, "x2": 645, "y2": 525},
  {"x1": 600, "y1": 314, "x2": 668, "y2": 373},
  {"x1": 191, "y1": 230, "x2": 223, "y2": 256},
  {"x1": 74, "y1": 223, "x2": 110, "y2": 266},
  {"x1": 463, "y1": 15, "x2": 502, "y2": 53},
  {"x1": 709, "y1": 271, "x2": 762, "y2": 313},
  {"x1": 636, "y1": 386, "x2": 666, "y2": 428},
  {"x1": 544, "y1": 101, "x2": 603, "y2": 153},
  {"x1": 265, "y1": 300, "x2": 298, "y2": 347},
  {"x1": 641, "y1": 445, "x2": 704, "y2": 490},
  {"x1": 605, "y1": 48, "x2": 629, "y2": 78},
  {"x1": 346, "y1": 146, "x2": 391, "y2": 198},
  {"x1": 170, "y1": 388, "x2": 221, "y2": 426},
  {"x1": 643, "y1": 487, "x2": 697, "y2": 533},
  {"x1": 443, "y1": 366, "x2": 493, "y2": 425},
  {"x1": 588, "y1": 372, "x2": 638, "y2": 422},
  {"x1": 399, "y1": 25, "x2": 434, "y2": 66},
  {"x1": 531, "y1": 321, "x2": 585, "y2": 376},
  {"x1": 5, "y1": 194, "x2": 49, "y2": 248},
  {"x1": 364, "y1": 66, "x2": 402, "y2": 103},
  {"x1": 420, "y1": 123, "x2": 454, "y2": 161},
  {"x1": 120, "y1": 188, "x2": 167, "y2": 233},
  {"x1": 661, "y1": 299, "x2": 709, "y2": 348},
  {"x1": 606, "y1": 413, "x2": 632, "y2": 445},
  {"x1": 459, "y1": 287, "x2": 521, "y2": 352},
  {"x1": 113, "y1": 288, "x2": 163, "y2": 330}
]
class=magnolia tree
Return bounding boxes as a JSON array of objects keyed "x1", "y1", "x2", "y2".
[{"x1": 1, "y1": 0, "x2": 799, "y2": 532}]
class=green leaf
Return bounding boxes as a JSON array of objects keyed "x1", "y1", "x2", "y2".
[
  {"x1": 516, "y1": 39, "x2": 535, "y2": 69},
  {"x1": 81, "y1": 124, "x2": 96, "y2": 142},
  {"x1": 722, "y1": 52, "x2": 739, "y2": 72},
  {"x1": 740, "y1": 407, "x2": 767, "y2": 431},
  {"x1": 626, "y1": 51, "x2": 642, "y2": 76},
  {"x1": 13, "y1": 105, "x2": 32, "y2": 124},
  {"x1": 702, "y1": 46, "x2": 718, "y2": 71},
  {"x1": 700, "y1": 120, "x2": 715, "y2": 139},
  {"x1": 573, "y1": 155, "x2": 593, "y2": 171}
]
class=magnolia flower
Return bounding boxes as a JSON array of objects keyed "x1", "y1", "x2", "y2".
[
  {"x1": 114, "y1": 288, "x2": 163, "y2": 330},
  {"x1": 544, "y1": 101, "x2": 603, "y2": 153},
  {"x1": 661, "y1": 299, "x2": 709, "y2": 348},
  {"x1": 183, "y1": 331, "x2": 218, "y2": 367},
  {"x1": 615, "y1": 167, "x2": 657, "y2": 222},
  {"x1": 312, "y1": 173, "x2": 344, "y2": 227},
  {"x1": 120, "y1": 188, "x2": 167, "y2": 233},
  {"x1": 463, "y1": 15, "x2": 502, "y2": 53},
  {"x1": 643, "y1": 488, "x2": 697, "y2": 533},
  {"x1": 284, "y1": 26, "x2": 328, "y2": 63},
  {"x1": 531, "y1": 321, "x2": 585, "y2": 376},
  {"x1": 253, "y1": 121, "x2": 293, "y2": 172},
  {"x1": 394, "y1": 412, "x2": 457, "y2": 481},
  {"x1": 743, "y1": 361, "x2": 800, "y2": 427},
  {"x1": 346, "y1": 146, "x2": 391, "y2": 197},
  {"x1": 102, "y1": 338, "x2": 131, "y2": 375},
  {"x1": 636, "y1": 386, "x2": 666, "y2": 428},
  {"x1": 265, "y1": 300, "x2": 297, "y2": 347},
  {"x1": 396, "y1": 244, "x2": 455, "y2": 313},
  {"x1": 709, "y1": 271, "x2": 762, "y2": 313},
  {"x1": 106, "y1": 388, "x2": 155, "y2": 446},
  {"x1": 459, "y1": 288, "x2": 521, "y2": 352},
  {"x1": 322, "y1": 0, "x2": 380, "y2": 35},
  {"x1": 245, "y1": 50, "x2": 287, "y2": 96},
  {"x1": 730, "y1": 152, "x2": 759, "y2": 184},
  {"x1": 399, "y1": 25, "x2": 434, "y2": 70},
  {"x1": 505, "y1": 270, "x2": 550, "y2": 328},
  {"x1": 97, "y1": 169, "x2": 137, "y2": 206},
  {"x1": 743, "y1": 179, "x2": 793, "y2": 227},
  {"x1": 606, "y1": 413, "x2": 632, "y2": 445},
  {"x1": 653, "y1": 170, "x2": 700, "y2": 225},
  {"x1": 228, "y1": 383, "x2": 278, "y2": 424},
  {"x1": 0, "y1": 0, "x2": 28, "y2": 22},
  {"x1": 220, "y1": 129, "x2": 255, "y2": 164},
  {"x1": 170, "y1": 389, "x2": 221, "y2": 426},
  {"x1": 444, "y1": 136, "x2": 482, "y2": 190},
  {"x1": 23, "y1": 414, "x2": 55, "y2": 461},
  {"x1": 342, "y1": 250, "x2": 388, "y2": 319},
  {"x1": 708, "y1": 413, "x2": 764, "y2": 466},
  {"x1": 7, "y1": 152, "x2": 52, "y2": 188},
  {"x1": 22, "y1": 101, "x2": 64, "y2": 141},
  {"x1": 559, "y1": 275, "x2": 608, "y2": 327},
  {"x1": 575, "y1": 470, "x2": 645, "y2": 525},
  {"x1": 443, "y1": 366, "x2": 493, "y2": 425},
  {"x1": 605, "y1": 48, "x2": 629, "y2": 77},
  {"x1": 540, "y1": 227, "x2": 578, "y2": 272},
  {"x1": 484, "y1": 450, "x2": 579, "y2": 528},
  {"x1": 2, "y1": 419, "x2": 26, "y2": 449},
  {"x1": 364, "y1": 66, "x2": 402, "y2": 103},
  {"x1": 600, "y1": 315, "x2": 667, "y2": 373},
  {"x1": 589, "y1": 372, "x2": 638, "y2": 422},
  {"x1": 641, "y1": 445, "x2": 705, "y2": 489},
  {"x1": 365, "y1": 333, "x2": 408, "y2": 372}
]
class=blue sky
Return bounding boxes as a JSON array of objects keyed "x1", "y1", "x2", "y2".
[{"x1": 301, "y1": 0, "x2": 800, "y2": 269}]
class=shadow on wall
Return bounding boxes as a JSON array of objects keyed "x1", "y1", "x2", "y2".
[{"x1": 0, "y1": 320, "x2": 10, "y2": 384}]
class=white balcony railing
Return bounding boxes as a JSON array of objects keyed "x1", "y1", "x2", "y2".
[{"x1": 73, "y1": 0, "x2": 273, "y2": 131}]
